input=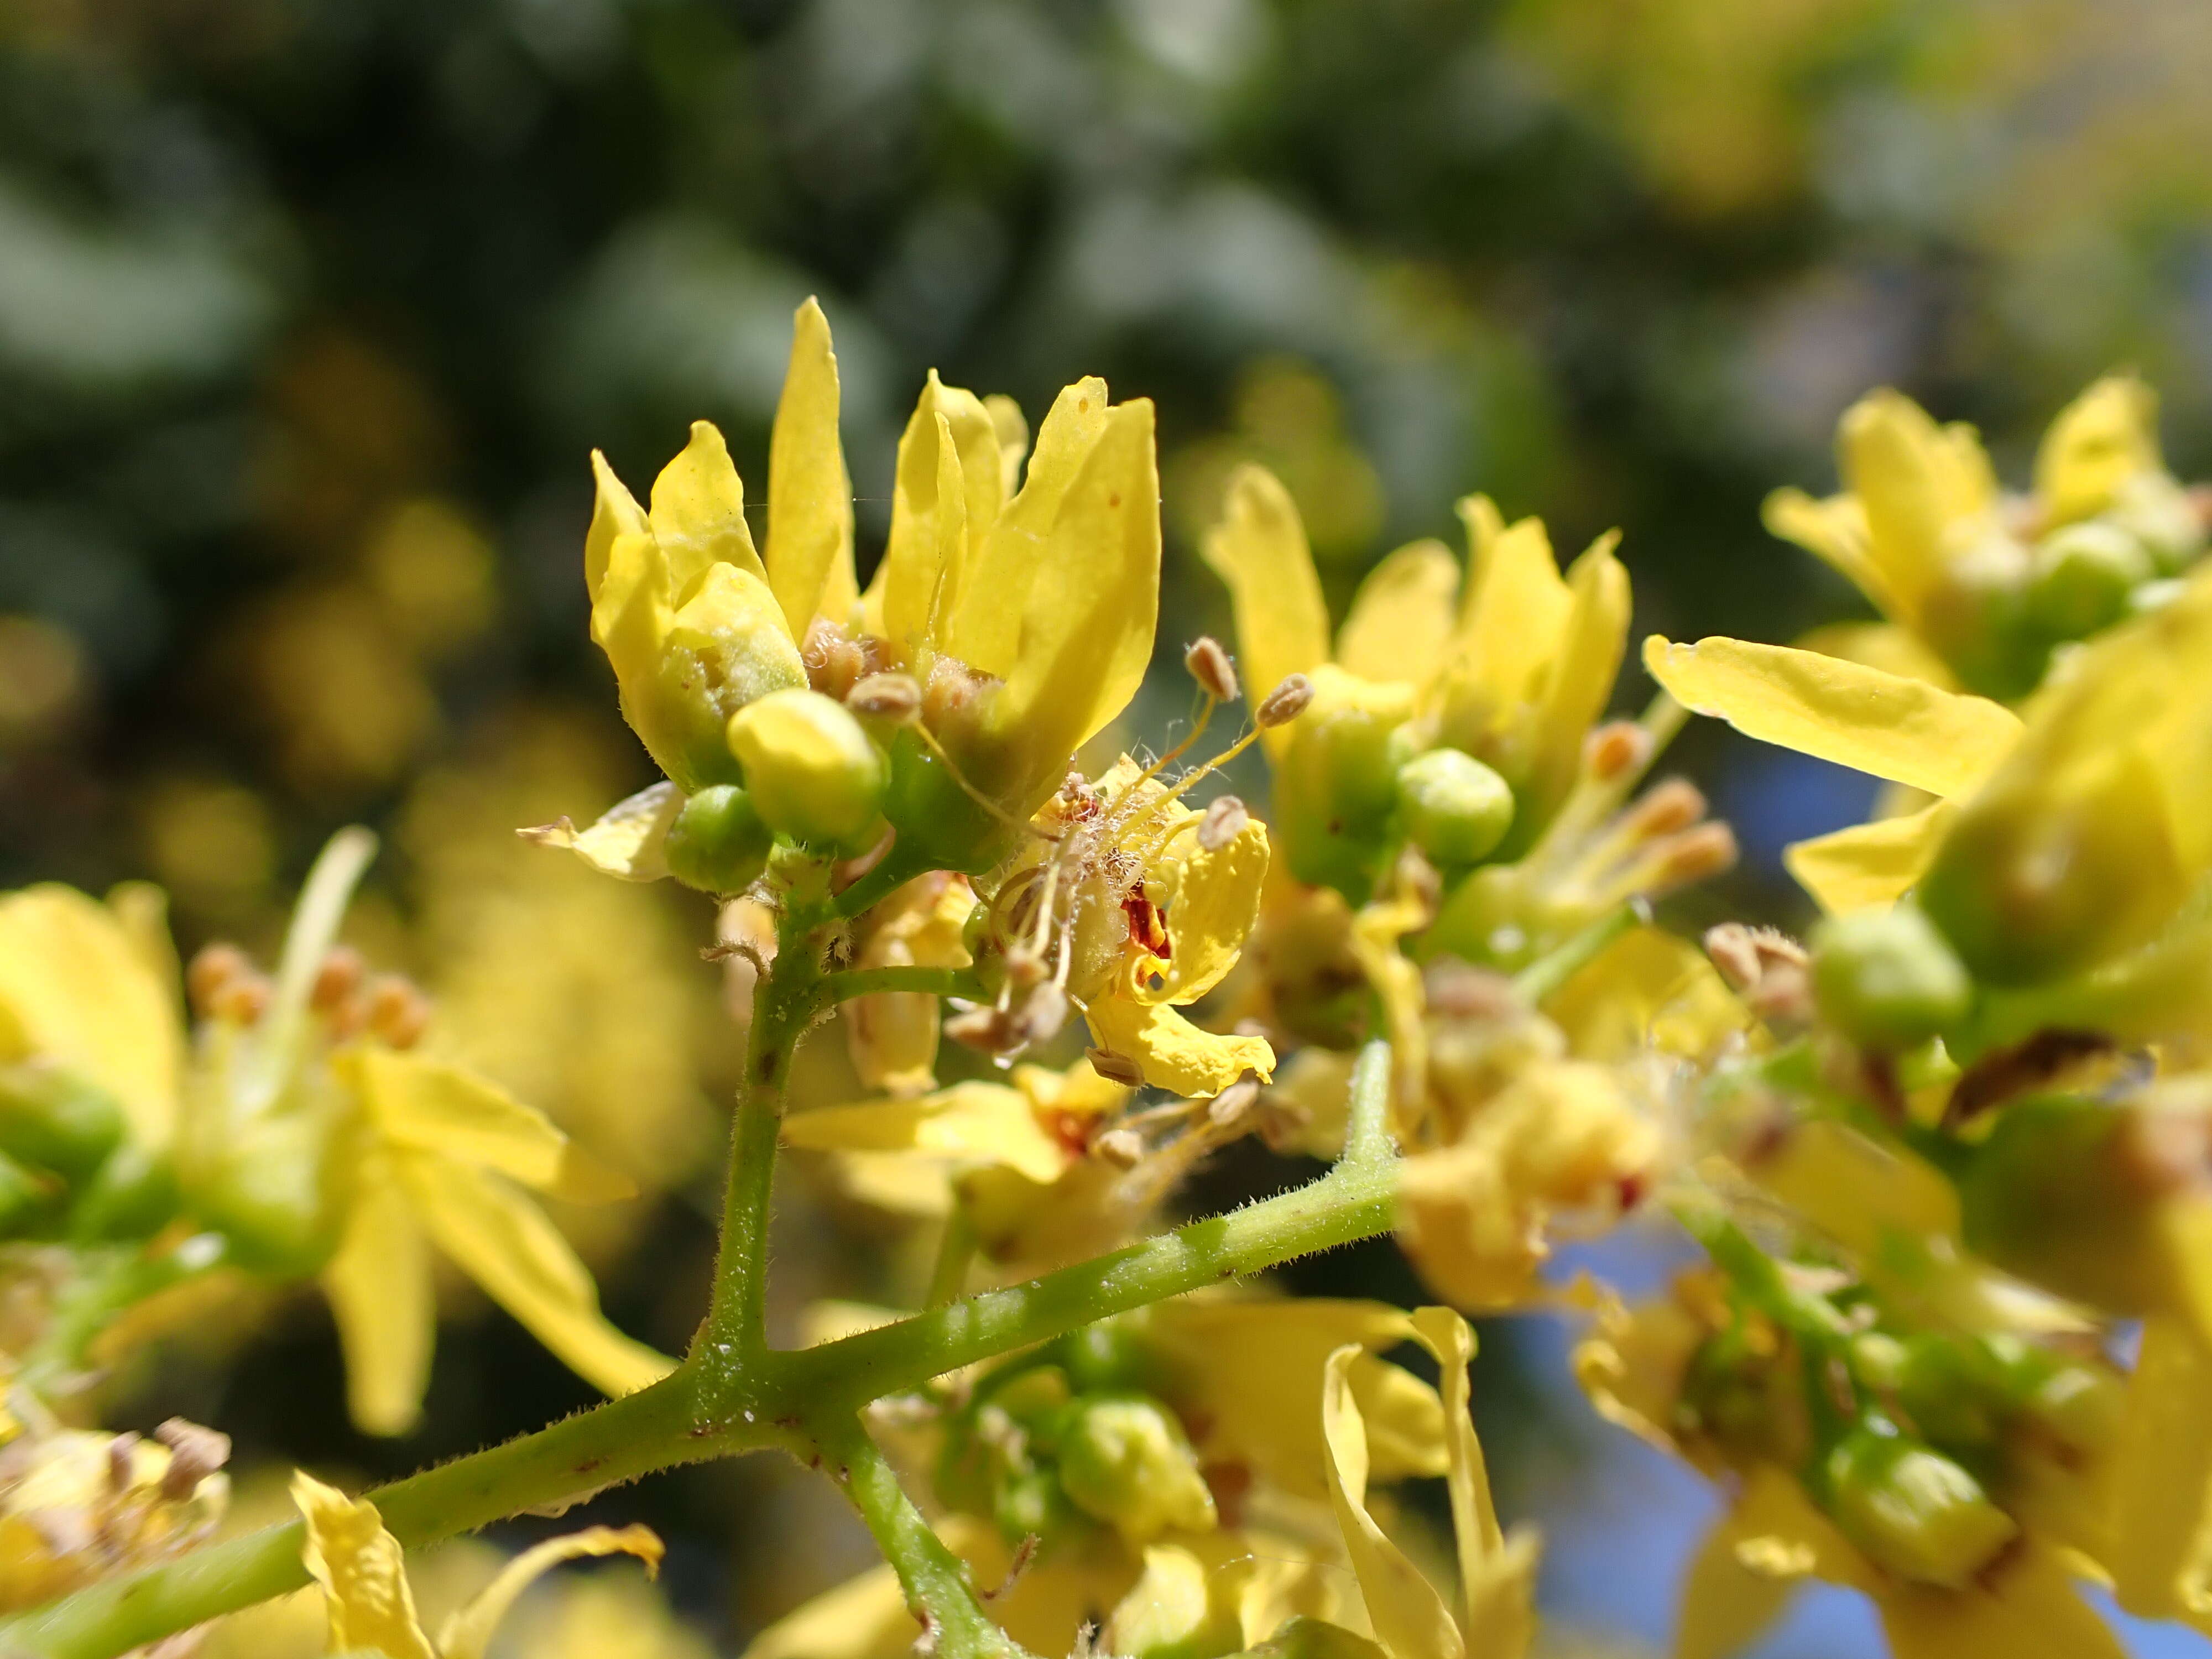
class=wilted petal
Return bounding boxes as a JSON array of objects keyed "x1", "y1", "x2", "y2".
[
  {"x1": 292, "y1": 1471, "x2": 436, "y2": 1659},
  {"x1": 518, "y1": 782, "x2": 684, "y2": 881},
  {"x1": 436, "y1": 1525, "x2": 664, "y2": 1659}
]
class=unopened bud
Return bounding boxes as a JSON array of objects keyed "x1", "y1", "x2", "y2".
[
  {"x1": 1183, "y1": 637, "x2": 1240, "y2": 703},
  {"x1": 1585, "y1": 720, "x2": 1653, "y2": 783},
  {"x1": 1825, "y1": 1427, "x2": 2016, "y2": 1588},
  {"x1": 366, "y1": 976, "x2": 432, "y2": 1050},
  {"x1": 2109, "y1": 471, "x2": 2206, "y2": 576},
  {"x1": 846, "y1": 672, "x2": 922, "y2": 722},
  {"x1": 1394, "y1": 747, "x2": 1514, "y2": 867},
  {"x1": 0, "y1": 1061, "x2": 125, "y2": 1180},
  {"x1": 666, "y1": 784, "x2": 774, "y2": 894},
  {"x1": 2029, "y1": 520, "x2": 2151, "y2": 641},
  {"x1": 727, "y1": 687, "x2": 887, "y2": 850},
  {"x1": 1093, "y1": 1128, "x2": 1145, "y2": 1169},
  {"x1": 1810, "y1": 906, "x2": 1972, "y2": 1052},
  {"x1": 311, "y1": 948, "x2": 364, "y2": 1014},
  {"x1": 153, "y1": 1419, "x2": 231, "y2": 1501},
  {"x1": 1058, "y1": 1395, "x2": 1218, "y2": 1542},
  {"x1": 1255, "y1": 674, "x2": 1314, "y2": 728},
  {"x1": 1197, "y1": 796, "x2": 1249, "y2": 852},
  {"x1": 1085, "y1": 1047, "x2": 1145, "y2": 1088}
]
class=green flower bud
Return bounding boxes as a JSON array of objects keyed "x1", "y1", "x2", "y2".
[
  {"x1": 992, "y1": 1463, "x2": 1071, "y2": 1543},
  {"x1": 1918, "y1": 530, "x2": 2047, "y2": 701},
  {"x1": 1809, "y1": 906, "x2": 1972, "y2": 1051},
  {"x1": 988, "y1": 1365, "x2": 1074, "y2": 1448},
  {"x1": 1238, "y1": 1619, "x2": 1389, "y2": 1659},
  {"x1": 1100, "y1": 1543, "x2": 1244, "y2": 1659},
  {"x1": 0, "y1": 1148, "x2": 56, "y2": 1238},
  {"x1": 194, "y1": 1113, "x2": 341, "y2": 1276},
  {"x1": 2108, "y1": 472, "x2": 2206, "y2": 576},
  {"x1": 1891, "y1": 1335, "x2": 2001, "y2": 1452},
  {"x1": 663, "y1": 785, "x2": 773, "y2": 893},
  {"x1": 2021, "y1": 1361, "x2": 2124, "y2": 1455},
  {"x1": 1395, "y1": 748, "x2": 1515, "y2": 867},
  {"x1": 1058, "y1": 1393, "x2": 1218, "y2": 1543},
  {"x1": 2028, "y1": 520, "x2": 2153, "y2": 641},
  {"x1": 726, "y1": 688, "x2": 886, "y2": 850},
  {"x1": 1825, "y1": 1427, "x2": 2017, "y2": 1588},
  {"x1": 70, "y1": 1142, "x2": 181, "y2": 1242},
  {"x1": 1275, "y1": 666, "x2": 1415, "y2": 904},
  {"x1": 1060, "y1": 1320, "x2": 1159, "y2": 1396},
  {"x1": 0, "y1": 1061, "x2": 126, "y2": 1182}
]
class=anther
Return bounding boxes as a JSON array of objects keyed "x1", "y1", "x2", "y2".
[
  {"x1": 1013, "y1": 983, "x2": 1070, "y2": 1046},
  {"x1": 311, "y1": 946, "x2": 365, "y2": 1014},
  {"x1": 1622, "y1": 778, "x2": 1708, "y2": 840},
  {"x1": 947, "y1": 1006, "x2": 1014, "y2": 1053},
  {"x1": 1093, "y1": 1128, "x2": 1145, "y2": 1170},
  {"x1": 1255, "y1": 674, "x2": 1314, "y2": 729},
  {"x1": 847, "y1": 672, "x2": 922, "y2": 722},
  {"x1": 1196, "y1": 796, "x2": 1249, "y2": 852},
  {"x1": 186, "y1": 943, "x2": 254, "y2": 1020},
  {"x1": 1183, "y1": 637, "x2": 1240, "y2": 703},
  {"x1": 153, "y1": 1419, "x2": 232, "y2": 1501},
  {"x1": 802, "y1": 619, "x2": 869, "y2": 702},
  {"x1": 366, "y1": 975, "x2": 433, "y2": 1050},
  {"x1": 1585, "y1": 721, "x2": 1653, "y2": 783}
]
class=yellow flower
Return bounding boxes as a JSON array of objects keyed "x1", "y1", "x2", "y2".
[
  {"x1": 1765, "y1": 376, "x2": 2203, "y2": 700},
  {"x1": 841, "y1": 873, "x2": 975, "y2": 1097},
  {"x1": 1203, "y1": 465, "x2": 1629, "y2": 898},
  {"x1": 0, "y1": 1425, "x2": 228, "y2": 1613},
  {"x1": 551, "y1": 300, "x2": 1161, "y2": 879},
  {"x1": 1646, "y1": 562, "x2": 2212, "y2": 984},
  {"x1": 0, "y1": 832, "x2": 667, "y2": 1436},
  {"x1": 290, "y1": 1470, "x2": 661, "y2": 1659}
]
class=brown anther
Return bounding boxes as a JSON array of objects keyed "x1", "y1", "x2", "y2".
[
  {"x1": 1004, "y1": 946, "x2": 1051, "y2": 990},
  {"x1": 923, "y1": 656, "x2": 998, "y2": 731},
  {"x1": 185, "y1": 943, "x2": 253, "y2": 1019},
  {"x1": 208, "y1": 973, "x2": 271, "y2": 1026},
  {"x1": 1196, "y1": 795, "x2": 1249, "y2": 852},
  {"x1": 311, "y1": 947, "x2": 365, "y2": 1013},
  {"x1": 946, "y1": 1006, "x2": 1014, "y2": 1053},
  {"x1": 1183, "y1": 637, "x2": 1240, "y2": 703},
  {"x1": 107, "y1": 1432, "x2": 142, "y2": 1495},
  {"x1": 847, "y1": 672, "x2": 922, "y2": 722},
  {"x1": 366, "y1": 975, "x2": 432, "y2": 1050},
  {"x1": 1623, "y1": 778, "x2": 1708, "y2": 839},
  {"x1": 1255, "y1": 673, "x2": 1314, "y2": 728},
  {"x1": 1084, "y1": 1046, "x2": 1145, "y2": 1088},
  {"x1": 1207, "y1": 1079, "x2": 1260, "y2": 1131},
  {"x1": 1703, "y1": 924, "x2": 1804, "y2": 994},
  {"x1": 1093, "y1": 1128, "x2": 1145, "y2": 1170},
  {"x1": 1653, "y1": 821, "x2": 1738, "y2": 887},
  {"x1": 1585, "y1": 720, "x2": 1653, "y2": 783},
  {"x1": 152, "y1": 1420, "x2": 231, "y2": 1501},
  {"x1": 1013, "y1": 983, "x2": 1070, "y2": 1046},
  {"x1": 802, "y1": 619, "x2": 869, "y2": 701}
]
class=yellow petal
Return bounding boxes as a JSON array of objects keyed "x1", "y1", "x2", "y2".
[
  {"x1": 1130, "y1": 815, "x2": 1269, "y2": 1008},
  {"x1": 1520, "y1": 530, "x2": 1630, "y2": 834},
  {"x1": 1409, "y1": 1308, "x2": 1533, "y2": 1659},
  {"x1": 2104, "y1": 1314, "x2": 2212, "y2": 1629},
  {"x1": 1083, "y1": 998, "x2": 1272, "y2": 1098},
  {"x1": 0, "y1": 883, "x2": 182, "y2": 1146},
  {"x1": 397, "y1": 1153, "x2": 674, "y2": 1399},
  {"x1": 1762, "y1": 487, "x2": 1901, "y2": 621},
  {"x1": 943, "y1": 377, "x2": 1112, "y2": 680},
  {"x1": 1795, "y1": 620, "x2": 1958, "y2": 688},
  {"x1": 1642, "y1": 635, "x2": 2021, "y2": 795},
  {"x1": 1783, "y1": 800, "x2": 1958, "y2": 914},
  {"x1": 291, "y1": 1470, "x2": 436, "y2": 1659},
  {"x1": 584, "y1": 449, "x2": 649, "y2": 604},
  {"x1": 1450, "y1": 504, "x2": 1572, "y2": 717},
  {"x1": 981, "y1": 399, "x2": 1160, "y2": 805},
  {"x1": 984, "y1": 393, "x2": 1029, "y2": 494},
  {"x1": 1321, "y1": 1340, "x2": 1466, "y2": 1659},
  {"x1": 1674, "y1": 1508, "x2": 1804, "y2": 1659},
  {"x1": 1145, "y1": 1300, "x2": 1445, "y2": 1502},
  {"x1": 1838, "y1": 390, "x2": 1995, "y2": 625},
  {"x1": 1335, "y1": 538, "x2": 1460, "y2": 690},
  {"x1": 781, "y1": 1083, "x2": 1071, "y2": 1185},
  {"x1": 766, "y1": 298, "x2": 857, "y2": 638},
  {"x1": 2035, "y1": 374, "x2": 2161, "y2": 527},
  {"x1": 517, "y1": 782, "x2": 684, "y2": 881},
  {"x1": 436, "y1": 1525, "x2": 664, "y2": 1659},
  {"x1": 879, "y1": 373, "x2": 1001, "y2": 653},
  {"x1": 648, "y1": 421, "x2": 769, "y2": 597},
  {"x1": 1541, "y1": 924, "x2": 1748, "y2": 1063},
  {"x1": 740, "y1": 1561, "x2": 917, "y2": 1659},
  {"x1": 1199, "y1": 465, "x2": 1330, "y2": 755},
  {"x1": 342, "y1": 1047, "x2": 637, "y2": 1203},
  {"x1": 321, "y1": 1159, "x2": 436, "y2": 1437},
  {"x1": 1879, "y1": 1542, "x2": 2124, "y2": 1659}
]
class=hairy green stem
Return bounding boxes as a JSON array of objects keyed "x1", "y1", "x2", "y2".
[
  {"x1": 823, "y1": 1417, "x2": 1029, "y2": 1659},
  {"x1": 818, "y1": 964, "x2": 985, "y2": 1006},
  {"x1": 1340, "y1": 1038, "x2": 1396, "y2": 1167},
  {"x1": 925, "y1": 1201, "x2": 978, "y2": 1309}
]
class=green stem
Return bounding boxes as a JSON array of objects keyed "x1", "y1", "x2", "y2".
[
  {"x1": 1511, "y1": 898, "x2": 1646, "y2": 1007},
  {"x1": 822, "y1": 1416, "x2": 1030, "y2": 1659},
  {"x1": 925, "y1": 1201, "x2": 978, "y2": 1309},
  {"x1": 1340, "y1": 1038, "x2": 1395, "y2": 1167},
  {"x1": 0, "y1": 1372, "x2": 738, "y2": 1659},
  {"x1": 778, "y1": 1155, "x2": 1398, "y2": 1409},
  {"x1": 818, "y1": 965, "x2": 985, "y2": 1006}
]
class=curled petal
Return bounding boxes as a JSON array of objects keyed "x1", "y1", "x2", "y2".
[
  {"x1": 436, "y1": 1524, "x2": 664, "y2": 1659},
  {"x1": 1083, "y1": 999, "x2": 1274, "y2": 1098},
  {"x1": 1783, "y1": 801, "x2": 1957, "y2": 915},
  {"x1": 518, "y1": 782, "x2": 684, "y2": 881},
  {"x1": 292, "y1": 1471, "x2": 435, "y2": 1659}
]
